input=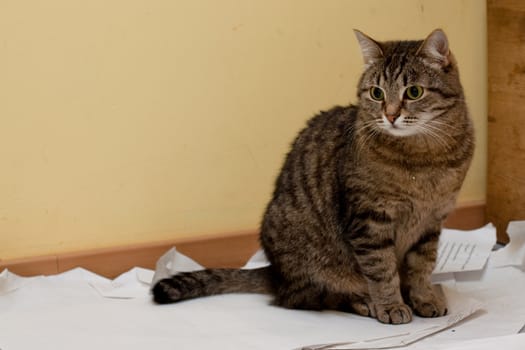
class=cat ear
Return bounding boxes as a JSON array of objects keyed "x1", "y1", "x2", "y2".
[
  {"x1": 354, "y1": 29, "x2": 383, "y2": 67},
  {"x1": 417, "y1": 29, "x2": 450, "y2": 67}
]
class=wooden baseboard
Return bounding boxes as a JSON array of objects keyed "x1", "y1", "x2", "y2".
[
  {"x1": 0, "y1": 231, "x2": 261, "y2": 279},
  {"x1": 0, "y1": 201, "x2": 486, "y2": 278},
  {"x1": 443, "y1": 200, "x2": 487, "y2": 230}
]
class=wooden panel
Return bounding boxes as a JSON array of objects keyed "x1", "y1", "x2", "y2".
[
  {"x1": 0, "y1": 231, "x2": 260, "y2": 279},
  {"x1": 175, "y1": 232, "x2": 260, "y2": 268},
  {"x1": 0, "y1": 255, "x2": 58, "y2": 276},
  {"x1": 0, "y1": 202, "x2": 484, "y2": 278},
  {"x1": 58, "y1": 231, "x2": 260, "y2": 278},
  {"x1": 57, "y1": 243, "x2": 173, "y2": 278},
  {"x1": 487, "y1": 0, "x2": 525, "y2": 242}
]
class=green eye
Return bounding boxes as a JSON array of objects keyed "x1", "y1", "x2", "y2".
[
  {"x1": 369, "y1": 86, "x2": 384, "y2": 101},
  {"x1": 405, "y1": 85, "x2": 424, "y2": 100}
]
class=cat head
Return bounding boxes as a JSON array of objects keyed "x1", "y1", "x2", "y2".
[{"x1": 354, "y1": 29, "x2": 464, "y2": 138}]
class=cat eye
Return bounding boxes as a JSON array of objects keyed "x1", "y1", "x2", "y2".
[
  {"x1": 369, "y1": 86, "x2": 384, "y2": 101},
  {"x1": 405, "y1": 85, "x2": 424, "y2": 100}
]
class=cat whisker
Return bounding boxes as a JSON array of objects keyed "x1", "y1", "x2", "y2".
[
  {"x1": 355, "y1": 119, "x2": 382, "y2": 153},
  {"x1": 426, "y1": 118, "x2": 461, "y2": 130},
  {"x1": 415, "y1": 124, "x2": 452, "y2": 150},
  {"x1": 362, "y1": 128, "x2": 381, "y2": 150},
  {"x1": 423, "y1": 122, "x2": 457, "y2": 143}
]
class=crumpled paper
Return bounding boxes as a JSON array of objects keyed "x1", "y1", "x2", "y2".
[
  {"x1": 490, "y1": 221, "x2": 525, "y2": 270},
  {"x1": 152, "y1": 246, "x2": 483, "y2": 350},
  {"x1": 0, "y1": 269, "x2": 40, "y2": 295}
]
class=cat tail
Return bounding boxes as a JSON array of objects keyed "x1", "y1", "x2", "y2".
[{"x1": 152, "y1": 266, "x2": 273, "y2": 304}]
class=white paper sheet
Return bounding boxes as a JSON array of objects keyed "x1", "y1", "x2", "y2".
[
  {"x1": 297, "y1": 287, "x2": 482, "y2": 349},
  {"x1": 490, "y1": 221, "x2": 525, "y2": 269},
  {"x1": 2, "y1": 224, "x2": 525, "y2": 350},
  {"x1": 151, "y1": 247, "x2": 204, "y2": 285},
  {"x1": 151, "y1": 247, "x2": 482, "y2": 350},
  {"x1": 419, "y1": 334, "x2": 525, "y2": 350},
  {"x1": 0, "y1": 264, "x2": 521, "y2": 350},
  {"x1": 0, "y1": 269, "x2": 40, "y2": 296},
  {"x1": 433, "y1": 224, "x2": 496, "y2": 274},
  {"x1": 89, "y1": 267, "x2": 153, "y2": 299},
  {"x1": 0, "y1": 268, "x2": 481, "y2": 350},
  {"x1": 412, "y1": 266, "x2": 525, "y2": 349}
]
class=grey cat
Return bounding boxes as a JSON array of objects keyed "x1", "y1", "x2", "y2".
[{"x1": 152, "y1": 29, "x2": 474, "y2": 324}]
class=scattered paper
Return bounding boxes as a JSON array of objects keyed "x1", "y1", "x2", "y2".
[
  {"x1": 298, "y1": 287, "x2": 483, "y2": 350},
  {"x1": 151, "y1": 247, "x2": 203, "y2": 285},
  {"x1": 2, "y1": 223, "x2": 525, "y2": 350},
  {"x1": 490, "y1": 221, "x2": 525, "y2": 269},
  {"x1": 137, "y1": 267, "x2": 155, "y2": 284},
  {"x1": 429, "y1": 333, "x2": 525, "y2": 350},
  {"x1": 152, "y1": 246, "x2": 483, "y2": 350},
  {"x1": 242, "y1": 249, "x2": 270, "y2": 269},
  {"x1": 433, "y1": 224, "x2": 496, "y2": 274},
  {"x1": 0, "y1": 269, "x2": 40, "y2": 295},
  {"x1": 89, "y1": 267, "x2": 153, "y2": 299}
]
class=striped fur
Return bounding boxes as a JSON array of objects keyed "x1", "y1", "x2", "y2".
[{"x1": 152, "y1": 29, "x2": 474, "y2": 324}]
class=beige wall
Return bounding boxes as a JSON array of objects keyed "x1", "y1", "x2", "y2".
[{"x1": 0, "y1": 0, "x2": 487, "y2": 260}]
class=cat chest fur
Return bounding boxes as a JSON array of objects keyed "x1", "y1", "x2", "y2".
[
  {"x1": 360, "y1": 157, "x2": 466, "y2": 250},
  {"x1": 341, "y1": 124, "x2": 473, "y2": 267}
]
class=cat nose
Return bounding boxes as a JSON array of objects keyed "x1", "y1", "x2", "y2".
[
  {"x1": 386, "y1": 113, "x2": 400, "y2": 124},
  {"x1": 385, "y1": 104, "x2": 401, "y2": 124}
]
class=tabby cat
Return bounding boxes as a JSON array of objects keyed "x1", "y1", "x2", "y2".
[{"x1": 152, "y1": 29, "x2": 474, "y2": 324}]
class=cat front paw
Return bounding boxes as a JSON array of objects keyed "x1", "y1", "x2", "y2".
[
  {"x1": 374, "y1": 303, "x2": 413, "y2": 324},
  {"x1": 350, "y1": 297, "x2": 375, "y2": 317},
  {"x1": 408, "y1": 290, "x2": 447, "y2": 318}
]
